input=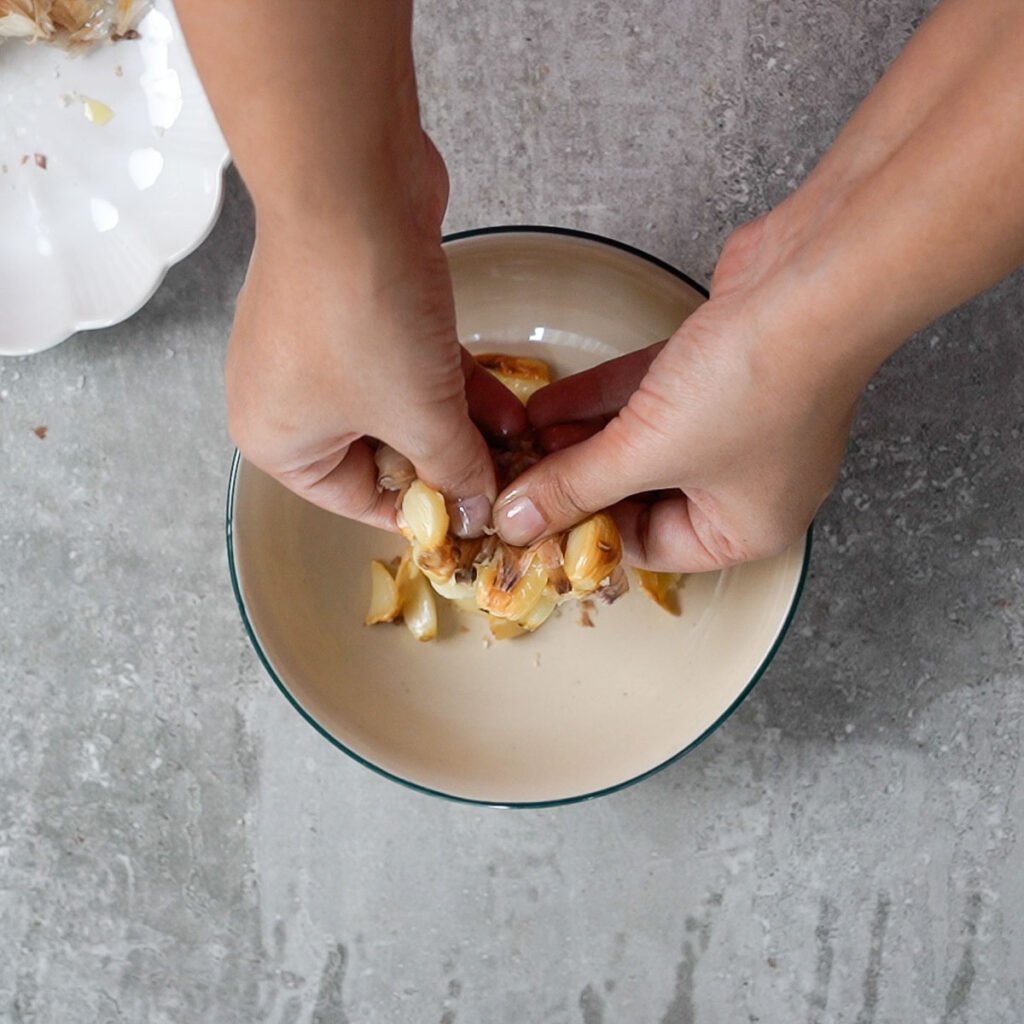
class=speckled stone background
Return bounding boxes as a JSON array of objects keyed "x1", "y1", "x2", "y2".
[{"x1": 2, "y1": 1, "x2": 1022, "y2": 1021}]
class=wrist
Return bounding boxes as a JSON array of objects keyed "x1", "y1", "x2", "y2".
[
  {"x1": 739, "y1": 188, "x2": 916, "y2": 402},
  {"x1": 252, "y1": 128, "x2": 449, "y2": 266}
]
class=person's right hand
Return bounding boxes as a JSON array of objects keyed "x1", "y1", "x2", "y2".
[
  {"x1": 492, "y1": 216, "x2": 873, "y2": 571},
  {"x1": 225, "y1": 136, "x2": 526, "y2": 537}
]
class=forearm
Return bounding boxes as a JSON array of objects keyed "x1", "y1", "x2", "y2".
[
  {"x1": 175, "y1": 0, "x2": 426, "y2": 241},
  {"x1": 759, "y1": 0, "x2": 1024, "y2": 384}
]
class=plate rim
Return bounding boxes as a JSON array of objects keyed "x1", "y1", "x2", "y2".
[
  {"x1": 0, "y1": 0, "x2": 232, "y2": 357},
  {"x1": 2, "y1": 154, "x2": 232, "y2": 357},
  {"x1": 225, "y1": 224, "x2": 814, "y2": 808}
]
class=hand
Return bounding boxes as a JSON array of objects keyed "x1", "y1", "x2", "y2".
[
  {"x1": 225, "y1": 136, "x2": 526, "y2": 536},
  {"x1": 492, "y1": 216, "x2": 865, "y2": 571}
]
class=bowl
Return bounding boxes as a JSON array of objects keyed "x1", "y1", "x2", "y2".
[{"x1": 226, "y1": 226, "x2": 810, "y2": 806}]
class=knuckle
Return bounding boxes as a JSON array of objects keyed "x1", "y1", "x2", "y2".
[
  {"x1": 539, "y1": 469, "x2": 590, "y2": 525},
  {"x1": 685, "y1": 489, "x2": 808, "y2": 569},
  {"x1": 698, "y1": 518, "x2": 795, "y2": 568},
  {"x1": 408, "y1": 430, "x2": 491, "y2": 500}
]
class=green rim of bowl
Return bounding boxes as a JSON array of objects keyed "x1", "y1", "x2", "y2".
[{"x1": 225, "y1": 224, "x2": 813, "y2": 809}]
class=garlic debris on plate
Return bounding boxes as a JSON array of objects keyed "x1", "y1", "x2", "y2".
[
  {"x1": 81, "y1": 95, "x2": 115, "y2": 125},
  {"x1": 0, "y1": 0, "x2": 146, "y2": 48},
  {"x1": 364, "y1": 354, "x2": 685, "y2": 641}
]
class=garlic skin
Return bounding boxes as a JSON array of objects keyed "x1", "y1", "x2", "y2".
[
  {"x1": 0, "y1": 0, "x2": 147, "y2": 48},
  {"x1": 374, "y1": 445, "x2": 416, "y2": 493}
]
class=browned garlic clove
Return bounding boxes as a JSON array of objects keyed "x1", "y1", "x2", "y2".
[
  {"x1": 635, "y1": 569, "x2": 684, "y2": 615},
  {"x1": 476, "y1": 353, "x2": 552, "y2": 405},
  {"x1": 563, "y1": 512, "x2": 623, "y2": 596}
]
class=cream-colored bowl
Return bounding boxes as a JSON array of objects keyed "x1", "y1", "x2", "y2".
[{"x1": 227, "y1": 227, "x2": 810, "y2": 806}]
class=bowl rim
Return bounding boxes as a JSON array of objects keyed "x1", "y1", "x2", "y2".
[{"x1": 225, "y1": 223, "x2": 813, "y2": 808}]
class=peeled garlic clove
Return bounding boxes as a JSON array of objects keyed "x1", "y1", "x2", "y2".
[
  {"x1": 517, "y1": 585, "x2": 559, "y2": 632},
  {"x1": 399, "y1": 560, "x2": 438, "y2": 642},
  {"x1": 399, "y1": 480, "x2": 449, "y2": 549},
  {"x1": 364, "y1": 559, "x2": 402, "y2": 625},
  {"x1": 82, "y1": 96, "x2": 115, "y2": 125},
  {"x1": 428, "y1": 575, "x2": 476, "y2": 603},
  {"x1": 488, "y1": 615, "x2": 527, "y2": 641},
  {"x1": 564, "y1": 512, "x2": 623, "y2": 595},
  {"x1": 476, "y1": 354, "x2": 552, "y2": 405},
  {"x1": 401, "y1": 480, "x2": 457, "y2": 583},
  {"x1": 635, "y1": 569, "x2": 683, "y2": 615}
]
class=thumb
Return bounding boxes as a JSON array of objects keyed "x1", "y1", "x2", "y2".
[
  {"x1": 395, "y1": 407, "x2": 498, "y2": 539},
  {"x1": 492, "y1": 417, "x2": 653, "y2": 545}
]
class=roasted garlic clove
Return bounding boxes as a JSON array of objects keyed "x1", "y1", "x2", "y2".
[
  {"x1": 517, "y1": 584, "x2": 560, "y2": 632},
  {"x1": 428, "y1": 575, "x2": 477, "y2": 603},
  {"x1": 476, "y1": 353, "x2": 552, "y2": 405},
  {"x1": 635, "y1": 569, "x2": 683, "y2": 615},
  {"x1": 399, "y1": 480, "x2": 448, "y2": 548},
  {"x1": 488, "y1": 615, "x2": 527, "y2": 641},
  {"x1": 563, "y1": 512, "x2": 623, "y2": 595},
  {"x1": 398, "y1": 557, "x2": 438, "y2": 642},
  {"x1": 399, "y1": 480, "x2": 457, "y2": 583},
  {"x1": 476, "y1": 557, "x2": 549, "y2": 622},
  {"x1": 364, "y1": 559, "x2": 402, "y2": 625}
]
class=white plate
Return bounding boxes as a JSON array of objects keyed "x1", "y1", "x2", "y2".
[
  {"x1": 227, "y1": 228, "x2": 812, "y2": 806},
  {"x1": 0, "y1": 0, "x2": 228, "y2": 355}
]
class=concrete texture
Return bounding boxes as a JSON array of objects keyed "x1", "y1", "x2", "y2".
[{"x1": 2, "y1": 0, "x2": 1022, "y2": 1020}]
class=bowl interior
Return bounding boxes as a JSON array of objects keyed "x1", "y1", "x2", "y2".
[{"x1": 229, "y1": 229, "x2": 808, "y2": 805}]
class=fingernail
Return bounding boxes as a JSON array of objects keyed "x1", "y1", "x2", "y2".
[
  {"x1": 450, "y1": 494, "x2": 492, "y2": 539},
  {"x1": 494, "y1": 493, "x2": 546, "y2": 545}
]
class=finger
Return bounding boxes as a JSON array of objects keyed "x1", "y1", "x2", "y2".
[
  {"x1": 395, "y1": 407, "x2": 498, "y2": 539},
  {"x1": 492, "y1": 416, "x2": 653, "y2": 545},
  {"x1": 461, "y1": 347, "x2": 528, "y2": 442},
  {"x1": 276, "y1": 439, "x2": 398, "y2": 532},
  {"x1": 610, "y1": 497, "x2": 728, "y2": 573},
  {"x1": 526, "y1": 341, "x2": 666, "y2": 429},
  {"x1": 536, "y1": 418, "x2": 605, "y2": 453}
]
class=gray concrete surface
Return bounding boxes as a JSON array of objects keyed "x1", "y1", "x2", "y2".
[{"x1": 2, "y1": 0, "x2": 1022, "y2": 1021}]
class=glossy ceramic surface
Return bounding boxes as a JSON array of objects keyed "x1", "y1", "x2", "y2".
[
  {"x1": 0, "y1": 0, "x2": 228, "y2": 355},
  {"x1": 227, "y1": 228, "x2": 811, "y2": 806}
]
